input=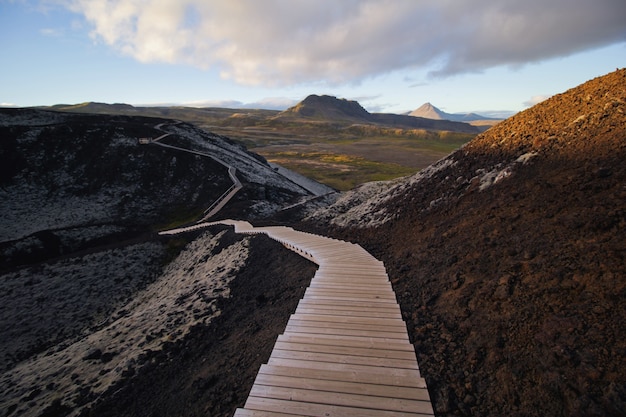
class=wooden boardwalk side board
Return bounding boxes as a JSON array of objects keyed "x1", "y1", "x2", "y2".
[{"x1": 159, "y1": 220, "x2": 433, "y2": 416}]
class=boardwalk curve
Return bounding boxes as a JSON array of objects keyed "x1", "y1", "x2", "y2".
[{"x1": 160, "y1": 221, "x2": 434, "y2": 416}]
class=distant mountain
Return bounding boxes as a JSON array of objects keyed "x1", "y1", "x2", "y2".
[
  {"x1": 410, "y1": 102, "x2": 501, "y2": 122},
  {"x1": 48, "y1": 102, "x2": 139, "y2": 113},
  {"x1": 40, "y1": 97, "x2": 480, "y2": 133},
  {"x1": 278, "y1": 95, "x2": 480, "y2": 133},
  {"x1": 281, "y1": 94, "x2": 371, "y2": 120}
]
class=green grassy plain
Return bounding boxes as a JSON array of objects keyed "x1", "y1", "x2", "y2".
[{"x1": 210, "y1": 124, "x2": 474, "y2": 190}]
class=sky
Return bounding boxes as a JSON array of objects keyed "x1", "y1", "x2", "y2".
[{"x1": 1, "y1": 0, "x2": 625, "y2": 116}]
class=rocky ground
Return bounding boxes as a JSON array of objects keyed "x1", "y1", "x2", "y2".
[
  {"x1": 77, "y1": 228, "x2": 317, "y2": 417},
  {"x1": 0, "y1": 110, "x2": 318, "y2": 417},
  {"x1": 301, "y1": 69, "x2": 626, "y2": 416},
  {"x1": 1, "y1": 227, "x2": 316, "y2": 417}
]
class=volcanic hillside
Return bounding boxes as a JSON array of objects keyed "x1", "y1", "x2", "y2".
[
  {"x1": 304, "y1": 69, "x2": 626, "y2": 416},
  {"x1": 0, "y1": 110, "x2": 316, "y2": 262},
  {"x1": 0, "y1": 110, "x2": 325, "y2": 417}
]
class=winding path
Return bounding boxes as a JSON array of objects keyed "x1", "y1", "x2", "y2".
[
  {"x1": 161, "y1": 221, "x2": 434, "y2": 416},
  {"x1": 153, "y1": 122, "x2": 434, "y2": 415},
  {"x1": 146, "y1": 122, "x2": 244, "y2": 220}
]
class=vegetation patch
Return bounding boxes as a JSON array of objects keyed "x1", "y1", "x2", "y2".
[{"x1": 268, "y1": 151, "x2": 415, "y2": 190}]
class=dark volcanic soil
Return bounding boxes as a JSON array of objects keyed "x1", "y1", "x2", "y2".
[
  {"x1": 303, "y1": 69, "x2": 626, "y2": 416},
  {"x1": 79, "y1": 228, "x2": 317, "y2": 417}
]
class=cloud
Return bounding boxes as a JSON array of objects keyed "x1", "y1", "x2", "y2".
[
  {"x1": 170, "y1": 97, "x2": 298, "y2": 110},
  {"x1": 62, "y1": 0, "x2": 626, "y2": 86},
  {"x1": 523, "y1": 95, "x2": 551, "y2": 107},
  {"x1": 246, "y1": 97, "x2": 299, "y2": 110},
  {"x1": 40, "y1": 28, "x2": 63, "y2": 37}
]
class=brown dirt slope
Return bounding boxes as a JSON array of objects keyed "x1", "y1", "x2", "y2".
[{"x1": 310, "y1": 69, "x2": 626, "y2": 416}]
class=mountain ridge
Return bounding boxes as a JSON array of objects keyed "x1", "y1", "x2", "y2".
[{"x1": 277, "y1": 94, "x2": 480, "y2": 133}]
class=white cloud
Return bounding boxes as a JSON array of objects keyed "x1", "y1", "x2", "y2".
[
  {"x1": 168, "y1": 97, "x2": 297, "y2": 110},
  {"x1": 62, "y1": 0, "x2": 626, "y2": 86},
  {"x1": 40, "y1": 27, "x2": 63, "y2": 37},
  {"x1": 248, "y1": 97, "x2": 299, "y2": 110},
  {"x1": 523, "y1": 95, "x2": 551, "y2": 107}
]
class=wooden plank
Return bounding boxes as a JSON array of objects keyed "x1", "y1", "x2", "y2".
[
  {"x1": 259, "y1": 364, "x2": 424, "y2": 388},
  {"x1": 311, "y1": 278, "x2": 388, "y2": 286},
  {"x1": 284, "y1": 324, "x2": 408, "y2": 341},
  {"x1": 308, "y1": 247, "x2": 370, "y2": 253},
  {"x1": 287, "y1": 318, "x2": 407, "y2": 334},
  {"x1": 310, "y1": 277, "x2": 391, "y2": 285},
  {"x1": 297, "y1": 301, "x2": 398, "y2": 311},
  {"x1": 297, "y1": 298, "x2": 401, "y2": 312},
  {"x1": 295, "y1": 304, "x2": 400, "y2": 316},
  {"x1": 267, "y1": 356, "x2": 419, "y2": 377},
  {"x1": 317, "y1": 267, "x2": 387, "y2": 273},
  {"x1": 314, "y1": 271, "x2": 388, "y2": 279},
  {"x1": 295, "y1": 307, "x2": 400, "y2": 319},
  {"x1": 309, "y1": 280, "x2": 392, "y2": 289},
  {"x1": 311, "y1": 278, "x2": 388, "y2": 285},
  {"x1": 234, "y1": 409, "x2": 303, "y2": 417},
  {"x1": 306, "y1": 285, "x2": 394, "y2": 295},
  {"x1": 277, "y1": 333, "x2": 415, "y2": 352},
  {"x1": 312, "y1": 252, "x2": 372, "y2": 262},
  {"x1": 313, "y1": 271, "x2": 387, "y2": 277},
  {"x1": 317, "y1": 263, "x2": 385, "y2": 268},
  {"x1": 306, "y1": 285, "x2": 394, "y2": 294},
  {"x1": 270, "y1": 348, "x2": 418, "y2": 370},
  {"x1": 291, "y1": 313, "x2": 406, "y2": 328},
  {"x1": 303, "y1": 291, "x2": 395, "y2": 301},
  {"x1": 312, "y1": 275, "x2": 388, "y2": 283},
  {"x1": 308, "y1": 286, "x2": 393, "y2": 294},
  {"x1": 310, "y1": 280, "x2": 390, "y2": 287},
  {"x1": 274, "y1": 341, "x2": 417, "y2": 361},
  {"x1": 252, "y1": 373, "x2": 429, "y2": 401},
  {"x1": 295, "y1": 307, "x2": 401, "y2": 319},
  {"x1": 302, "y1": 294, "x2": 398, "y2": 305},
  {"x1": 244, "y1": 397, "x2": 428, "y2": 417},
  {"x1": 304, "y1": 289, "x2": 396, "y2": 300},
  {"x1": 312, "y1": 252, "x2": 365, "y2": 259},
  {"x1": 246, "y1": 388, "x2": 434, "y2": 415}
]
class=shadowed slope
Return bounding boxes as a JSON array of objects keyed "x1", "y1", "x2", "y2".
[{"x1": 303, "y1": 69, "x2": 626, "y2": 416}]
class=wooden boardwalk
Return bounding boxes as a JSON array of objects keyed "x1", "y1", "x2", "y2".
[{"x1": 160, "y1": 221, "x2": 433, "y2": 416}]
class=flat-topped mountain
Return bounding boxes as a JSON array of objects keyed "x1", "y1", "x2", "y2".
[{"x1": 279, "y1": 94, "x2": 371, "y2": 120}]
